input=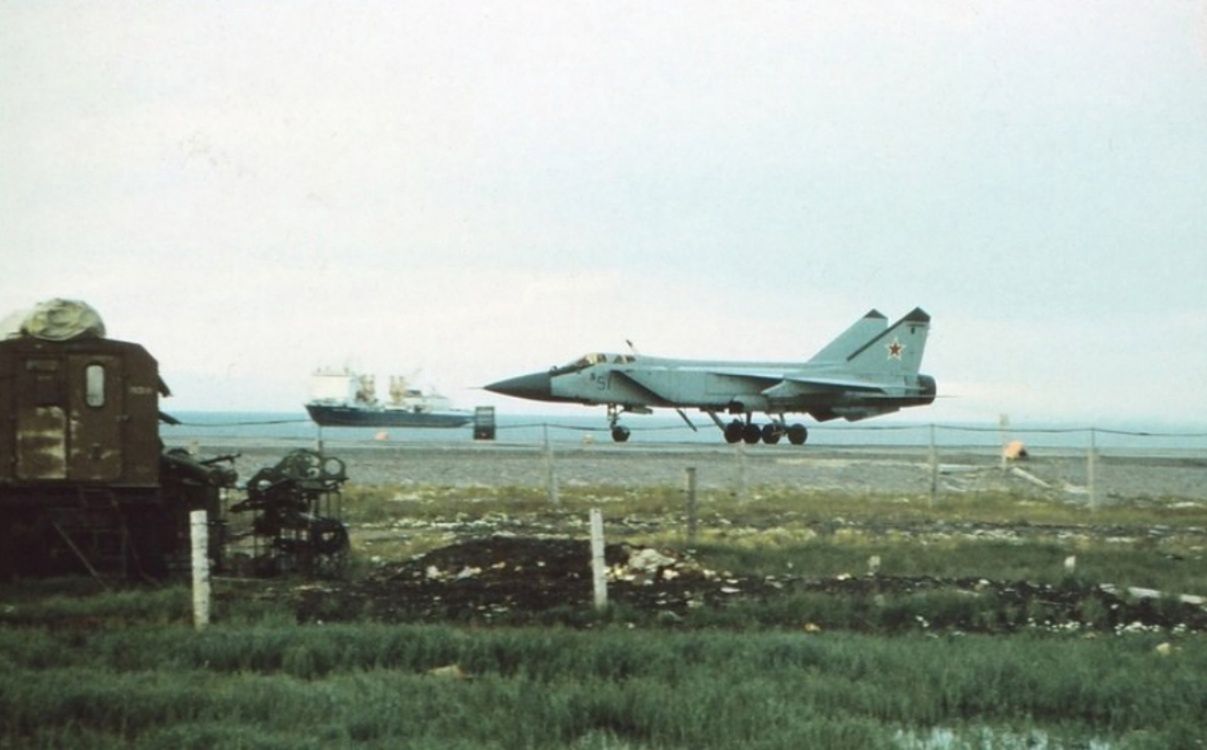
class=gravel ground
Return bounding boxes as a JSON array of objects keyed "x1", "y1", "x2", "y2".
[{"x1": 186, "y1": 437, "x2": 1207, "y2": 503}]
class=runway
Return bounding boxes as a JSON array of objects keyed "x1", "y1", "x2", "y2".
[{"x1": 187, "y1": 437, "x2": 1207, "y2": 501}]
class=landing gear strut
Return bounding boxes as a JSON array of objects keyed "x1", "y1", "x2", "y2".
[{"x1": 607, "y1": 404, "x2": 630, "y2": 443}]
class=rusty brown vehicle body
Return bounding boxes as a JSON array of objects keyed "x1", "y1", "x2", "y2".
[{"x1": 0, "y1": 334, "x2": 224, "y2": 578}]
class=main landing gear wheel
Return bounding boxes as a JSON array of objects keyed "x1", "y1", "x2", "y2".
[
  {"x1": 761, "y1": 424, "x2": 782, "y2": 444},
  {"x1": 611, "y1": 426, "x2": 631, "y2": 443},
  {"x1": 742, "y1": 423, "x2": 762, "y2": 444},
  {"x1": 787, "y1": 424, "x2": 808, "y2": 446},
  {"x1": 724, "y1": 420, "x2": 744, "y2": 444}
]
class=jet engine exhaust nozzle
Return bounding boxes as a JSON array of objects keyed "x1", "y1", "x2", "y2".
[{"x1": 910, "y1": 374, "x2": 937, "y2": 406}]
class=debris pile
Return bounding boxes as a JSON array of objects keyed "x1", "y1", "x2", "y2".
[
  {"x1": 294, "y1": 536, "x2": 781, "y2": 623},
  {"x1": 290, "y1": 536, "x2": 1207, "y2": 632}
]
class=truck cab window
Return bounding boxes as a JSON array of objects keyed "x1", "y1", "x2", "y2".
[{"x1": 85, "y1": 364, "x2": 105, "y2": 407}]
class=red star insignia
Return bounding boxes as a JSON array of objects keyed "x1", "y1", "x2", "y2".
[{"x1": 886, "y1": 338, "x2": 904, "y2": 360}]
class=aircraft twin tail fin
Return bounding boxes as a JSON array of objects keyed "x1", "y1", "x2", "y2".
[
  {"x1": 806, "y1": 309, "x2": 888, "y2": 365},
  {"x1": 843, "y1": 307, "x2": 930, "y2": 375}
]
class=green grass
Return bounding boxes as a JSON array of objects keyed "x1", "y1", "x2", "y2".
[
  {"x1": 3, "y1": 484, "x2": 1204, "y2": 747},
  {"x1": 0, "y1": 609, "x2": 1204, "y2": 748},
  {"x1": 343, "y1": 483, "x2": 1206, "y2": 596},
  {"x1": 341, "y1": 482, "x2": 1207, "y2": 535},
  {"x1": 681, "y1": 537, "x2": 1206, "y2": 595}
]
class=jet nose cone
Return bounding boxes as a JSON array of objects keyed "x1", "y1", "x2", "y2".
[{"x1": 485, "y1": 371, "x2": 554, "y2": 401}]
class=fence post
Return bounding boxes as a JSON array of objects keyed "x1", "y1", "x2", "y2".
[
  {"x1": 685, "y1": 466, "x2": 698, "y2": 546},
  {"x1": 735, "y1": 442, "x2": 748, "y2": 502},
  {"x1": 928, "y1": 423, "x2": 939, "y2": 507},
  {"x1": 1087, "y1": 427, "x2": 1098, "y2": 510},
  {"x1": 589, "y1": 508, "x2": 607, "y2": 610},
  {"x1": 190, "y1": 510, "x2": 211, "y2": 630},
  {"x1": 998, "y1": 414, "x2": 1010, "y2": 473},
  {"x1": 544, "y1": 423, "x2": 560, "y2": 507}
]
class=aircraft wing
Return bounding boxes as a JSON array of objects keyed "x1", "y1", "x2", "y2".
[
  {"x1": 703, "y1": 368, "x2": 888, "y2": 393},
  {"x1": 778, "y1": 375, "x2": 887, "y2": 393},
  {"x1": 676, "y1": 366, "x2": 781, "y2": 387}
]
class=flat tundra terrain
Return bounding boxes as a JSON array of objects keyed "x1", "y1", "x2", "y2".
[
  {"x1": 5, "y1": 438, "x2": 1206, "y2": 748},
  {"x1": 205, "y1": 437, "x2": 1207, "y2": 500},
  {"x1": 202, "y1": 437, "x2": 1207, "y2": 633}
]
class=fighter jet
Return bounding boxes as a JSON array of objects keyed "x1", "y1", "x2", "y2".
[{"x1": 485, "y1": 308, "x2": 936, "y2": 445}]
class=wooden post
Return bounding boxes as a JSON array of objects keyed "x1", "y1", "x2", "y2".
[
  {"x1": 190, "y1": 510, "x2": 211, "y2": 630},
  {"x1": 685, "y1": 467, "x2": 698, "y2": 546},
  {"x1": 544, "y1": 423, "x2": 559, "y2": 507},
  {"x1": 589, "y1": 508, "x2": 607, "y2": 610},
  {"x1": 928, "y1": 423, "x2": 938, "y2": 507}
]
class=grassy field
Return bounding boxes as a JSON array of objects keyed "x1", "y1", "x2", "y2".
[
  {"x1": 2, "y1": 483, "x2": 1204, "y2": 748},
  {"x1": 1, "y1": 586, "x2": 1204, "y2": 749},
  {"x1": 342, "y1": 483, "x2": 1207, "y2": 596}
]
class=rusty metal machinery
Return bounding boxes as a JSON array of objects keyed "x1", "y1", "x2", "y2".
[
  {"x1": 0, "y1": 299, "x2": 239, "y2": 580},
  {"x1": 229, "y1": 449, "x2": 350, "y2": 576},
  {"x1": 158, "y1": 448, "x2": 239, "y2": 574},
  {"x1": 0, "y1": 300, "x2": 354, "y2": 581}
]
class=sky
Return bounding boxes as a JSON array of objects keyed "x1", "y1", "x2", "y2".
[{"x1": 2, "y1": 1, "x2": 1206, "y2": 425}]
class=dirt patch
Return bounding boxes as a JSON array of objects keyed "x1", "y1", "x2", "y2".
[
  {"x1": 291, "y1": 536, "x2": 1207, "y2": 633},
  {"x1": 296, "y1": 536, "x2": 782, "y2": 624}
]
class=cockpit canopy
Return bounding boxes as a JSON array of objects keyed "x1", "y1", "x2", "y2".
[
  {"x1": 567, "y1": 353, "x2": 608, "y2": 369},
  {"x1": 553, "y1": 352, "x2": 636, "y2": 374}
]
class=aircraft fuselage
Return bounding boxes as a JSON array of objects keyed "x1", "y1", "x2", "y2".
[{"x1": 485, "y1": 307, "x2": 937, "y2": 444}]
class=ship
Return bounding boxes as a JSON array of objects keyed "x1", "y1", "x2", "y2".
[{"x1": 304, "y1": 369, "x2": 472, "y2": 428}]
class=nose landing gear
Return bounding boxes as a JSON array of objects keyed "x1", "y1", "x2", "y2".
[{"x1": 607, "y1": 404, "x2": 632, "y2": 443}]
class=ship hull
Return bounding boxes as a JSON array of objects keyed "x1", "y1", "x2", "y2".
[{"x1": 306, "y1": 403, "x2": 472, "y2": 428}]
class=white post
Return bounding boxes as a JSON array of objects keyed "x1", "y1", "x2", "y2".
[
  {"x1": 589, "y1": 508, "x2": 607, "y2": 610},
  {"x1": 190, "y1": 510, "x2": 211, "y2": 630},
  {"x1": 543, "y1": 423, "x2": 559, "y2": 507}
]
